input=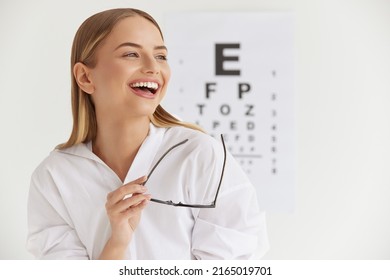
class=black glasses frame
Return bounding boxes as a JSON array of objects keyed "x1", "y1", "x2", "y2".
[{"x1": 142, "y1": 135, "x2": 226, "y2": 208}]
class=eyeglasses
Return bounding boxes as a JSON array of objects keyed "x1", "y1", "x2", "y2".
[{"x1": 142, "y1": 134, "x2": 226, "y2": 208}]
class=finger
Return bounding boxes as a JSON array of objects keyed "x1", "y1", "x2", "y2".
[
  {"x1": 106, "y1": 175, "x2": 147, "y2": 197},
  {"x1": 122, "y1": 193, "x2": 151, "y2": 210},
  {"x1": 122, "y1": 197, "x2": 150, "y2": 217},
  {"x1": 128, "y1": 175, "x2": 148, "y2": 185},
  {"x1": 121, "y1": 176, "x2": 148, "y2": 197},
  {"x1": 107, "y1": 183, "x2": 147, "y2": 206},
  {"x1": 109, "y1": 194, "x2": 151, "y2": 214}
]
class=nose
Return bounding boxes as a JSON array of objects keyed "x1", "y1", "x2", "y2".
[{"x1": 141, "y1": 55, "x2": 159, "y2": 75}]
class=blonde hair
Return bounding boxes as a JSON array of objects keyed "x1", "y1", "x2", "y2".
[{"x1": 57, "y1": 8, "x2": 203, "y2": 149}]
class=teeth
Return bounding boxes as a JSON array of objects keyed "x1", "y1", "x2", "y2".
[{"x1": 131, "y1": 82, "x2": 159, "y2": 90}]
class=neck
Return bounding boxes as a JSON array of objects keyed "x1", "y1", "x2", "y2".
[{"x1": 92, "y1": 117, "x2": 151, "y2": 182}]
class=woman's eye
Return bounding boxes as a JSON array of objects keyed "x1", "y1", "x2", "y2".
[
  {"x1": 124, "y1": 52, "x2": 138, "y2": 58},
  {"x1": 156, "y1": 55, "x2": 168, "y2": 61}
]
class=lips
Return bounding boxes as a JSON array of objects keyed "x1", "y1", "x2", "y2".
[{"x1": 129, "y1": 80, "x2": 160, "y2": 99}]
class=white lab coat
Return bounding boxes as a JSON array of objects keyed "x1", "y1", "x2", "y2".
[{"x1": 26, "y1": 124, "x2": 269, "y2": 259}]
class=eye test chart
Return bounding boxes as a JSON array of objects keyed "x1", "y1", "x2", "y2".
[{"x1": 162, "y1": 12, "x2": 294, "y2": 212}]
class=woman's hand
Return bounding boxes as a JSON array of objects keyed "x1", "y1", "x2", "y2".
[{"x1": 99, "y1": 175, "x2": 150, "y2": 259}]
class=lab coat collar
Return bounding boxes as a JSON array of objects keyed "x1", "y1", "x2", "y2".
[
  {"x1": 122, "y1": 124, "x2": 166, "y2": 184},
  {"x1": 56, "y1": 123, "x2": 167, "y2": 183}
]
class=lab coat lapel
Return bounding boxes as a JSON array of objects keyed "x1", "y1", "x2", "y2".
[{"x1": 123, "y1": 124, "x2": 166, "y2": 185}]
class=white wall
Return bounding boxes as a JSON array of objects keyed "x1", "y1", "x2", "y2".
[{"x1": 0, "y1": 0, "x2": 389, "y2": 259}]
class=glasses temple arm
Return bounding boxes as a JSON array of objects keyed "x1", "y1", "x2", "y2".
[
  {"x1": 212, "y1": 134, "x2": 227, "y2": 207},
  {"x1": 142, "y1": 139, "x2": 189, "y2": 186}
]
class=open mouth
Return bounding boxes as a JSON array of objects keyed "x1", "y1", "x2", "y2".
[{"x1": 130, "y1": 82, "x2": 159, "y2": 95}]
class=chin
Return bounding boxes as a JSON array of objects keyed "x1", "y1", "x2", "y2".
[{"x1": 130, "y1": 104, "x2": 159, "y2": 119}]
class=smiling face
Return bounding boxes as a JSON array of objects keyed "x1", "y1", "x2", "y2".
[{"x1": 81, "y1": 15, "x2": 171, "y2": 124}]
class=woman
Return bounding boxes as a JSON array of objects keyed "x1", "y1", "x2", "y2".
[{"x1": 26, "y1": 8, "x2": 269, "y2": 259}]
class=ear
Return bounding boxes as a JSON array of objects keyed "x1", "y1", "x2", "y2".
[{"x1": 73, "y1": 62, "x2": 95, "y2": 94}]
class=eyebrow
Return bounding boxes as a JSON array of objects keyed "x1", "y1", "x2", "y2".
[{"x1": 115, "y1": 42, "x2": 168, "y2": 51}]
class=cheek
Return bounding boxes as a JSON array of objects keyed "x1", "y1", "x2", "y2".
[
  {"x1": 162, "y1": 64, "x2": 171, "y2": 82},
  {"x1": 160, "y1": 66, "x2": 170, "y2": 99},
  {"x1": 100, "y1": 62, "x2": 122, "y2": 78},
  {"x1": 91, "y1": 62, "x2": 126, "y2": 89}
]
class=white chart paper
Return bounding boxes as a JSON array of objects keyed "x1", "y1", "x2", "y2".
[{"x1": 162, "y1": 12, "x2": 294, "y2": 212}]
